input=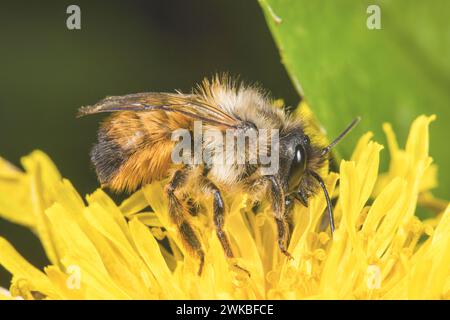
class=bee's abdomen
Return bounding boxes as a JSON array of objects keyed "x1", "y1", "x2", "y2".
[
  {"x1": 90, "y1": 127, "x2": 128, "y2": 186},
  {"x1": 89, "y1": 111, "x2": 190, "y2": 193}
]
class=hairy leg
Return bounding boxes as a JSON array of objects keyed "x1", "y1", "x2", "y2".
[
  {"x1": 268, "y1": 176, "x2": 293, "y2": 260},
  {"x1": 201, "y1": 176, "x2": 250, "y2": 276},
  {"x1": 166, "y1": 169, "x2": 205, "y2": 275},
  {"x1": 201, "y1": 178, "x2": 233, "y2": 257}
]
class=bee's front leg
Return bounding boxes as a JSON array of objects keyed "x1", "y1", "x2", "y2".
[
  {"x1": 268, "y1": 176, "x2": 293, "y2": 260},
  {"x1": 166, "y1": 168, "x2": 205, "y2": 275}
]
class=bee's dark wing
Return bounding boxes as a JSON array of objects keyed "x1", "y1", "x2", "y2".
[{"x1": 78, "y1": 92, "x2": 240, "y2": 128}]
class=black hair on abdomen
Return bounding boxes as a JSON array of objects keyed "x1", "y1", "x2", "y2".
[{"x1": 90, "y1": 128, "x2": 127, "y2": 185}]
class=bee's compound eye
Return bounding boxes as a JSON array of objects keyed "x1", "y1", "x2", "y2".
[
  {"x1": 293, "y1": 145, "x2": 306, "y2": 168},
  {"x1": 288, "y1": 144, "x2": 307, "y2": 193},
  {"x1": 294, "y1": 146, "x2": 303, "y2": 164}
]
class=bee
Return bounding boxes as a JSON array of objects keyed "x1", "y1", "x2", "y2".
[{"x1": 78, "y1": 75, "x2": 359, "y2": 275}]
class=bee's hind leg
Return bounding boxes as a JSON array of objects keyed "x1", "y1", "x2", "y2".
[
  {"x1": 202, "y1": 177, "x2": 251, "y2": 277},
  {"x1": 166, "y1": 169, "x2": 205, "y2": 275}
]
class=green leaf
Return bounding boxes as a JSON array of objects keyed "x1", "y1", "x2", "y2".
[{"x1": 259, "y1": 0, "x2": 450, "y2": 197}]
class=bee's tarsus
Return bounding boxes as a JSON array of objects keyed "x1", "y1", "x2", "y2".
[{"x1": 281, "y1": 248, "x2": 294, "y2": 261}]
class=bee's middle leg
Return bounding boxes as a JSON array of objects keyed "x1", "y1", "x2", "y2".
[
  {"x1": 202, "y1": 179, "x2": 233, "y2": 258},
  {"x1": 202, "y1": 178, "x2": 250, "y2": 276},
  {"x1": 166, "y1": 169, "x2": 205, "y2": 275}
]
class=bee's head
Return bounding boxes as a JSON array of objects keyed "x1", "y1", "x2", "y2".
[
  {"x1": 282, "y1": 117, "x2": 361, "y2": 235},
  {"x1": 281, "y1": 132, "x2": 322, "y2": 202},
  {"x1": 282, "y1": 117, "x2": 361, "y2": 200}
]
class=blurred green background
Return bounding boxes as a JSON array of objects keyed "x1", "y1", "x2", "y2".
[
  {"x1": 260, "y1": 0, "x2": 450, "y2": 195},
  {"x1": 0, "y1": 0, "x2": 298, "y2": 287},
  {"x1": 0, "y1": 1, "x2": 448, "y2": 288}
]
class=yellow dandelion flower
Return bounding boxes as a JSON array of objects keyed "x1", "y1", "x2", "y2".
[{"x1": 0, "y1": 115, "x2": 448, "y2": 300}]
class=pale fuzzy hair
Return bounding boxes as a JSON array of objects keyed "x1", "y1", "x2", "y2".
[{"x1": 193, "y1": 75, "x2": 304, "y2": 187}]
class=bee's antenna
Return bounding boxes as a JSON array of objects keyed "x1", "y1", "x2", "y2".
[
  {"x1": 321, "y1": 117, "x2": 361, "y2": 156},
  {"x1": 310, "y1": 171, "x2": 335, "y2": 234}
]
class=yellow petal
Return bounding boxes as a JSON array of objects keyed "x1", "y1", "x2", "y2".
[
  {"x1": 120, "y1": 189, "x2": 148, "y2": 217},
  {"x1": 0, "y1": 157, "x2": 34, "y2": 227},
  {"x1": 0, "y1": 237, "x2": 54, "y2": 297},
  {"x1": 128, "y1": 218, "x2": 183, "y2": 298}
]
